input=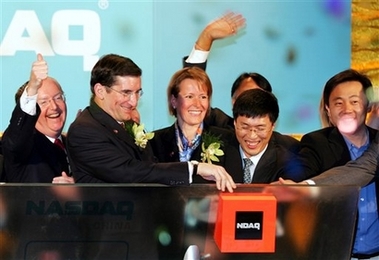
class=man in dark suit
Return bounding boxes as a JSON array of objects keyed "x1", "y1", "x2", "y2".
[
  {"x1": 66, "y1": 54, "x2": 235, "y2": 192},
  {"x1": 2, "y1": 54, "x2": 73, "y2": 183},
  {"x1": 232, "y1": 88, "x2": 299, "y2": 183},
  {"x1": 300, "y1": 135, "x2": 379, "y2": 185},
  {"x1": 288, "y1": 69, "x2": 376, "y2": 178},
  {"x1": 280, "y1": 133, "x2": 379, "y2": 186},
  {"x1": 282, "y1": 69, "x2": 379, "y2": 259}
]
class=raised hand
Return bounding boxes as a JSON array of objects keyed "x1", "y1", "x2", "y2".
[
  {"x1": 27, "y1": 53, "x2": 48, "y2": 96},
  {"x1": 195, "y1": 11, "x2": 246, "y2": 51}
]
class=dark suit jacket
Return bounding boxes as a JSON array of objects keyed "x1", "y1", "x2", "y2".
[
  {"x1": 2, "y1": 104, "x2": 68, "y2": 183},
  {"x1": 150, "y1": 123, "x2": 242, "y2": 183},
  {"x1": 66, "y1": 101, "x2": 190, "y2": 185},
  {"x1": 182, "y1": 56, "x2": 207, "y2": 71},
  {"x1": 247, "y1": 132, "x2": 300, "y2": 183},
  {"x1": 293, "y1": 127, "x2": 379, "y2": 256},
  {"x1": 289, "y1": 126, "x2": 378, "y2": 181},
  {"x1": 311, "y1": 129, "x2": 379, "y2": 185},
  {"x1": 204, "y1": 107, "x2": 235, "y2": 131}
]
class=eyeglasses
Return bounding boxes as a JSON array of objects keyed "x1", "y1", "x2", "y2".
[
  {"x1": 107, "y1": 87, "x2": 143, "y2": 100},
  {"x1": 235, "y1": 125, "x2": 271, "y2": 137},
  {"x1": 37, "y1": 93, "x2": 66, "y2": 107}
]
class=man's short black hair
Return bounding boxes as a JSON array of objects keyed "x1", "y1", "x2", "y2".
[{"x1": 233, "y1": 88, "x2": 279, "y2": 123}]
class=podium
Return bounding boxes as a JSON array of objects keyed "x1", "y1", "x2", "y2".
[{"x1": 0, "y1": 184, "x2": 359, "y2": 259}]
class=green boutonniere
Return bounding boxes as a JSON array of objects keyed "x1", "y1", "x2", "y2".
[
  {"x1": 124, "y1": 121, "x2": 154, "y2": 149},
  {"x1": 200, "y1": 132, "x2": 224, "y2": 164}
]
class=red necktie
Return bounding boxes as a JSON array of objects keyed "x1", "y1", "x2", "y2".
[
  {"x1": 54, "y1": 138, "x2": 70, "y2": 173},
  {"x1": 54, "y1": 138, "x2": 65, "y2": 151}
]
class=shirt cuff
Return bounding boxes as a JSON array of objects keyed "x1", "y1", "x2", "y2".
[
  {"x1": 187, "y1": 162, "x2": 193, "y2": 183},
  {"x1": 185, "y1": 47, "x2": 209, "y2": 63},
  {"x1": 304, "y1": 179, "x2": 316, "y2": 185},
  {"x1": 304, "y1": 180, "x2": 320, "y2": 198},
  {"x1": 187, "y1": 161, "x2": 199, "y2": 184},
  {"x1": 20, "y1": 86, "x2": 37, "y2": 115}
]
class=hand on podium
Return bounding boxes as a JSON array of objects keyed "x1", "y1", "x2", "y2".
[
  {"x1": 271, "y1": 177, "x2": 308, "y2": 185},
  {"x1": 264, "y1": 178, "x2": 315, "y2": 202}
]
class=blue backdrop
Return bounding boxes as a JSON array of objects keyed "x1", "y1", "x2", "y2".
[{"x1": 0, "y1": 0, "x2": 351, "y2": 134}]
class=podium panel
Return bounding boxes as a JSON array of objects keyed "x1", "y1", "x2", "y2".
[{"x1": 0, "y1": 184, "x2": 359, "y2": 260}]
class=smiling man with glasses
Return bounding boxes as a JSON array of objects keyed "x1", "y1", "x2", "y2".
[
  {"x1": 66, "y1": 53, "x2": 236, "y2": 192},
  {"x1": 1, "y1": 54, "x2": 73, "y2": 183},
  {"x1": 37, "y1": 93, "x2": 66, "y2": 108},
  {"x1": 232, "y1": 88, "x2": 299, "y2": 183}
]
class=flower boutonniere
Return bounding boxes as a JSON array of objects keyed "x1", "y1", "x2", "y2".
[
  {"x1": 200, "y1": 131, "x2": 224, "y2": 164},
  {"x1": 124, "y1": 121, "x2": 154, "y2": 149}
]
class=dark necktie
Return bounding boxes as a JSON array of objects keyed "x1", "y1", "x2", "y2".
[
  {"x1": 54, "y1": 138, "x2": 70, "y2": 173},
  {"x1": 243, "y1": 158, "x2": 253, "y2": 184},
  {"x1": 54, "y1": 138, "x2": 65, "y2": 151}
]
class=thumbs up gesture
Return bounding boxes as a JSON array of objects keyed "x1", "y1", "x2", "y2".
[{"x1": 27, "y1": 53, "x2": 48, "y2": 96}]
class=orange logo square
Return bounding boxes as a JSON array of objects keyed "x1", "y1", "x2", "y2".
[{"x1": 214, "y1": 193, "x2": 277, "y2": 253}]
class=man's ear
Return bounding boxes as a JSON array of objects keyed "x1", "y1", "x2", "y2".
[
  {"x1": 325, "y1": 105, "x2": 331, "y2": 118},
  {"x1": 94, "y1": 83, "x2": 106, "y2": 100},
  {"x1": 367, "y1": 104, "x2": 372, "y2": 113}
]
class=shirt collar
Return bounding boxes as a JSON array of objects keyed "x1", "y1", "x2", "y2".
[{"x1": 239, "y1": 144, "x2": 268, "y2": 166}]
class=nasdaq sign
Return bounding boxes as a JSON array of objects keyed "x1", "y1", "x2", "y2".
[{"x1": 0, "y1": 10, "x2": 101, "y2": 71}]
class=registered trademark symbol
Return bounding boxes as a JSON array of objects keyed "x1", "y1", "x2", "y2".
[{"x1": 98, "y1": 0, "x2": 109, "y2": 10}]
